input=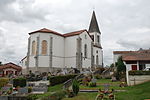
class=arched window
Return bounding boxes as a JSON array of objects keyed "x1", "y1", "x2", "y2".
[
  {"x1": 32, "y1": 41, "x2": 36, "y2": 55},
  {"x1": 84, "y1": 44, "x2": 87, "y2": 58},
  {"x1": 96, "y1": 55, "x2": 99, "y2": 65},
  {"x1": 41, "y1": 40, "x2": 47, "y2": 55}
]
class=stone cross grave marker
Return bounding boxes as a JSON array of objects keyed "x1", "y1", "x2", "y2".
[{"x1": 18, "y1": 87, "x2": 28, "y2": 94}]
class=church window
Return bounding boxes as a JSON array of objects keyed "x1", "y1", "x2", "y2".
[
  {"x1": 41, "y1": 40, "x2": 47, "y2": 55},
  {"x1": 96, "y1": 55, "x2": 99, "y2": 65},
  {"x1": 85, "y1": 34, "x2": 87, "y2": 39},
  {"x1": 32, "y1": 41, "x2": 36, "y2": 55},
  {"x1": 84, "y1": 44, "x2": 87, "y2": 58},
  {"x1": 97, "y1": 35, "x2": 100, "y2": 43},
  {"x1": 96, "y1": 50, "x2": 98, "y2": 53},
  {"x1": 93, "y1": 55, "x2": 95, "y2": 64}
]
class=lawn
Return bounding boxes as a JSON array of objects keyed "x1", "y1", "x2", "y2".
[
  {"x1": 48, "y1": 84, "x2": 63, "y2": 92},
  {"x1": 80, "y1": 79, "x2": 124, "y2": 90},
  {"x1": 64, "y1": 80, "x2": 150, "y2": 100},
  {"x1": 115, "y1": 81, "x2": 150, "y2": 100},
  {"x1": 62, "y1": 92, "x2": 98, "y2": 100}
]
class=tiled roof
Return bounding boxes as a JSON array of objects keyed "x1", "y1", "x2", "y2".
[
  {"x1": 0, "y1": 62, "x2": 22, "y2": 71},
  {"x1": 28, "y1": 28, "x2": 64, "y2": 37},
  {"x1": 28, "y1": 28, "x2": 94, "y2": 41},
  {"x1": 114, "y1": 49, "x2": 150, "y2": 61},
  {"x1": 122, "y1": 53, "x2": 150, "y2": 61},
  {"x1": 63, "y1": 29, "x2": 86, "y2": 37},
  {"x1": 113, "y1": 51, "x2": 134, "y2": 54}
]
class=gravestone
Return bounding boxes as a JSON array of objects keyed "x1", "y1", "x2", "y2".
[
  {"x1": 32, "y1": 86, "x2": 47, "y2": 93},
  {"x1": 39, "y1": 83, "x2": 47, "y2": 87},
  {"x1": 18, "y1": 87, "x2": 28, "y2": 94},
  {"x1": 111, "y1": 76, "x2": 117, "y2": 82},
  {"x1": 28, "y1": 83, "x2": 35, "y2": 87},
  {"x1": 42, "y1": 76, "x2": 47, "y2": 81},
  {"x1": 91, "y1": 78, "x2": 97, "y2": 83},
  {"x1": 1, "y1": 86, "x2": 11, "y2": 92},
  {"x1": 104, "y1": 84, "x2": 110, "y2": 91}
]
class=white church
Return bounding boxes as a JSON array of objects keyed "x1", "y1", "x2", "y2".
[{"x1": 21, "y1": 11, "x2": 103, "y2": 74}]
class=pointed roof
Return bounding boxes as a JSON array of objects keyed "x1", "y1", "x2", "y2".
[{"x1": 88, "y1": 11, "x2": 101, "y2": 33}]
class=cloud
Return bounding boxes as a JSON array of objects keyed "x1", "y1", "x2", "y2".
[{"x1": 0, "y1": 0, "x2": 150, "y2": 66}]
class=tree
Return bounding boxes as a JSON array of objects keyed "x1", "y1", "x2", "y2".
[
  {"x1": 117, "y1": 56, "x2": 126, "y2": 73},
  {"x1": 110, "y1": 63, "x2": 114, "y2": 68},
  {"x1": 72, "y1": 79, "x2": 79, "y2": 96},
  {"x1": 116, "y1": 56, "x2": 126, "y2": 80}
]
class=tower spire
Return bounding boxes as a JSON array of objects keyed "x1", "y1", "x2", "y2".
[{"x1": 88, "y1": 11, "x2": 101, "y2": 34}]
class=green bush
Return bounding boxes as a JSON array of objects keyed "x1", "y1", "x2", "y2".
[
  {"x1": 27, "y1": 94, "x2": 40, "y2": 100},
  {"x1": 13, "y1": 78, "x2": 26, "y2": 87},
  {"x1": 48, "y1": 74, "x2": 77, "y2": 86},
  {"x1": 129, "y1": 70, "x2": 150, "y2": 75},
  {"x1": 94, "y1": 74, "x2": 102, "y2": 79},
  {"x1": 72, "y1": 79, "x2": 79, "y2": 96},
  {"x1": 89, "y1": 82, "x2": 96, "y2": 87},
  {"x1": 0, "y1": 78, "x2": 9, "y2": 88}
]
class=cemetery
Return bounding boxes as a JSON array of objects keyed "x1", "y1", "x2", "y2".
[{"x1": 0, "y1": 67, "x2": 150, "y2": 100}]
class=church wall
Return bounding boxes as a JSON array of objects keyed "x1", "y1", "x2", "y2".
[
  {"x1": 28, "y1": 32, "x2": 65, "y2": 68},
  {"x1": 93, "y1": 47, "x2": 103, "y2": 66},
  {"x1": 64, "y1": 35, "x2": 78, "y2": 68},
  {"x1": 28, "y1": 33, "x2": 39, "y2": 67},
  {"x1": 79, "y1": 31, "x2": 92, "y2": 69}
]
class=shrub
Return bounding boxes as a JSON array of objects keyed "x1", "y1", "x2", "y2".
[
  {"x1": 72, "y1": 79, "x2": 79, "y2": 96},
  {"x1": 48, "y1": 74, "x2": 77, "y2": 86},
  {"x1": 129, "y1": 70, "x2": 150, "y2": 75},
  {"x1": 27, "y1": 94, "x2": 40, "y2": 100},
  {"x1": 89, "y1": 82, "x2": 96, "y2": 87},
  {"x1": 28, "y1": 87, "x2": 32, "y2": 93},
  {"x1": 0, "y1": 78, "x2": 9, "y2": 88},
  {"x1": 13, "y1": 78, "x2": 26, "y2": 87},
  {"x1": 94, "y1": 74, "x2": 102, "y2": 79}
]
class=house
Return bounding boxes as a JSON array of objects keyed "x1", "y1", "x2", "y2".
[
  {"x1": 0, "y1": 62, "x2": 22, "y2": 77},
  {"x1": 113, "y1": 49, "x2": 150, "y2": 71},
  {"x1": 21, "y1": 11, "x2": 103, "y2": 74},
  {"x1": 113, "y1": 49, "x2": 150, "y2": 85}
]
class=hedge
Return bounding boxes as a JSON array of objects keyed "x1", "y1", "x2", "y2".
[
  {"x1": 13, "y1": 78, "x2": 26, "y2": 87},
  {"x1": 129, "y1": 70, "x2": 150, "y2": 75},
  {"x1": 0, "y1": 78, "x2": 9, "y2": 88},
  {"x1": 48, "y1": 74, "x2": 77, "y2": 86}
]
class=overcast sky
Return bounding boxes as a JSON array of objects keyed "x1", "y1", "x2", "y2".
[{"x1": 0, "y1": 0, "x2": 150, "y2": 66}]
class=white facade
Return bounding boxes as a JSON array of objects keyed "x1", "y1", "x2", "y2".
[{"x1": 21, "y1": 11, "x2": 103, "y2": 73}]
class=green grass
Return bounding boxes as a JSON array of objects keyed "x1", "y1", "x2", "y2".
[
  {"x1": 48, "y1": 84, "x2": 63, "y2": 92},
  {"x1": 63, "y1": 92, "x2": 97, "y2": 100},
  {"x1": 27, "y1": 84, "x2": 63, "y2": 100},
  {"x1": 80, "y1": 79, "x2": 124, "y2": 90},
  {"x1": 116, "y1": 81, "x2": 150, "y2": 100},
  {"x1": 64, "y1": 80, "x2": 150, "y2": 100}
]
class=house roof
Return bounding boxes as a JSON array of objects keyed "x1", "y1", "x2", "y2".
[
  {"x1": 0, "y1": 62, "x2": 22, "y2": 71},
  {"x1": 28, "y1": 28, "x2": 64, "y2": 37},
  {"x1": 122, "y1": 54, "x2": 150, "y2": 61},
  {"x1": 114, "y1": 49, "x2": 150, "y2": 61},
  {"x1": 88, "y1": 11, "x2": 101, "y2": 33}
]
